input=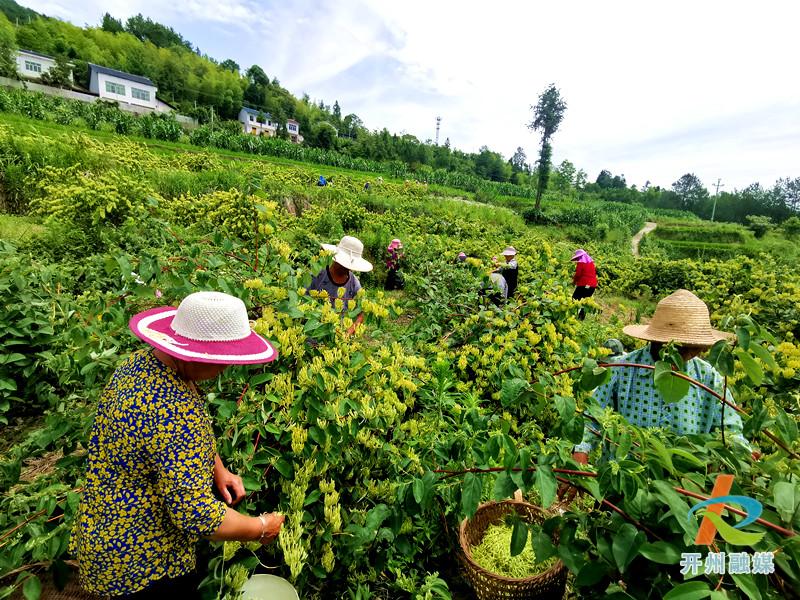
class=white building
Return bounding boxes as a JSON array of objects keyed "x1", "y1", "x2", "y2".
[
  {"x1": 238, "y1": 107, "x2": 303, "y2": 143},
  {"x1": 88, "y1": 64, "x2": 158, "y2": 110},
  {"x1": 16, "y1": 49, "x2": 72, "y2": 82}
]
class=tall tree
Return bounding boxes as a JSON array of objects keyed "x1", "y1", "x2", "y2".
[
  {"x1": 509, "y1": 147, "x2": 528, "y2": 173},
  {"x1": 0, "y1": 13, "x2": 17, "y2": 78},
  {"x1": 101, "y1": 13, "x2": 124, "y2": 34},
  {"x1": 672, "y1": 173, "x2": 709, "y2": 210},
  {"x1": 220, "y1": 59, "x2": 239, "y2": 73},
  {"x1": 332, "y1": 100, "x2": 341, "y2": 123},
  {"x1": 528, "y1": 84, "x2": 567, "y2": 209}
]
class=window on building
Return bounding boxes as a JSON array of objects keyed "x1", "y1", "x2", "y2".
[
  {"x1": 288, "y1": 123, "x2": 298, "y2": 132},
  {"x1": 105, "y1": 81, "x2": 126, "y2": 95},
  {"x1": 249, "y1": 115, "x2": 254, "y2": 122},
  {"x1": 131, "y1": 87, "x2": 151, "y2": 101},
  {"x1": 24, "y1": 61, "x2": 42, "y2": 73}
]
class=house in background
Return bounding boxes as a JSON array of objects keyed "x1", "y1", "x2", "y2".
[
  {"x1": 238, "y1": 107, "x2": 303, "y2": 143},
  {"x1": 287, "y1": 119, "x2": 302, "y2": 143},
  {"x1": 88, "y1": 63, "x2": 160, "y2": 111},
  {"x1": 16, "y1": 49, "x2": 73, "y2": 82}
]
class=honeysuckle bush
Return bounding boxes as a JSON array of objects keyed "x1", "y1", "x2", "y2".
[{"x1": 1, "y1": 122, "x2": 799, "y2": 599}]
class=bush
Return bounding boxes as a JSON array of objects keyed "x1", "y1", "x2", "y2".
[{"x1": 745, "y1": 214, "x2": 773, "y2": 238}]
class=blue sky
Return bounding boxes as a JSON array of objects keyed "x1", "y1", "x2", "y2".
[{"x1": 21, "y1": 0, "x2": 800, "y2": 190}]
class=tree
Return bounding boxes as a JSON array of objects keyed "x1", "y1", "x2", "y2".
[
  {"x1": 575, "y1": 169, "x2": 587, "y2": 190},
  {"x1": 553, "y1": 159, "x2": 576, "y2": 192},
  {"x1": 40, "y1": 55, "x2": 73, "y2": 88},
  {"x1": 246, "y1": 65, "x2": 269, "y2": 87},
  {"x1": 745, "y1": 215, "x2": 773, "y2": 238},
  {"x1": 124, "y1": 14, "x2": 192, "y2": 50},
  {"x1": 596, "y1": 170, "x2": 614, "y2": 189},
  {"x1": 313, "y1": 122, "x2": 338, "y2": 149},
  {"x1": 671, "y1": 173, "x2": 709, "y2": 211},
  {"x1": 509, "y1": 147, "x2": 528, "y2": 173},
  {"x1": 0, "y1": 13, "x2": 17, "y2": 79},
  {"x1": 332, "y1": 100, "x2": 341, "y2": 123},
  {"x1": 528, "y1": 83, "x2": 567, "y2": 209},
  {"x1": 220, "y1": 59, "x2": 239, "y2": 73},
  {"x1": 101, "y1": 13, "x2": 124, "y2": 34}
]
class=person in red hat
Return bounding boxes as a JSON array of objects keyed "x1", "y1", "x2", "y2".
[{"x1": 71, "y1": 292, "x2": 284, "y2": 599}]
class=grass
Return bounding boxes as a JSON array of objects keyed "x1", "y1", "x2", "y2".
[{"x1": 0, "y1": 214, "x2": 45, "y2": 243}]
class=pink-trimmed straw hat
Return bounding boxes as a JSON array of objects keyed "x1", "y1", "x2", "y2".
[{"x1": 129, "y1": 291, "x2": 277, "y2": 365}]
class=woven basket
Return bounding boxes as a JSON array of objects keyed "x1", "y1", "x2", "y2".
[{"x1": 459, "y1": 499, "x2": 568, "y2": 600}]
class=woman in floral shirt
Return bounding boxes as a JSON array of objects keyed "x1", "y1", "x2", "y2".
[
  {"x1": 385, "y1": 238, "x2": 405, "y2": 290},
  {"x1": 71, "y1": 292, "x2": 284, "y2": 599}
]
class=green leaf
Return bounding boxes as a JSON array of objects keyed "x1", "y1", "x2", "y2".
[
  {"x1": 530, "y1": 527, "x2": 556, "y2": 562},
  {"x1": 734, "y1": 348, "x2": 764, "y2": 386},
  {"x1": 748, "y1": 343, "x2": 777, "y2": 370},
  {"x1": 611, "y1": 523, "x2": 644, "y2": 573},
  {"x1": 652, "y1": 481, "x2": 693, "y2": 536},
  {"x1": 510, "y1": 518, "x2": 528, "y2": 557},
  {"x1": 729, "y1": 573, "x2": 762, "y2": 600},
  {"x1": 698, "y1": 510, "x2": 765, "y2": 546},
  {"x1": 462, "y1": 472, "x2": 483, "y2": 518},
  {"x1": 663, "y1": 581, "x2": 711, "y2": 600},
  {"x1": 534, "y1": 464, "x2": 557, "y2": 508},
  {"x1": 773, "y1": 481, "x2": 799, "y2": 524},
  {"x1": 579, "y1": 359, "x2": 611, "y2": 391},
  {"x1": 775, "y1": 409, "x2": 799, "y2": 448},
  {"x1": 492, "y1": 471, "x2": 517, "y2": 501},
  {"x1": 575, "y1": 561, "x2": 607, "y2": 586},
  {"x1": 413, "y1": 478, "x2": 425, "y2": 505},
  {"x1": 735, "y1": 326, "x2": 750, "y2": 350},
  {"x1": 654, "y1": 361, "x2": 690, "y2": 403},
  {"x1": 22, "y1": 576, "x2": 41, "y2": 600},
  {"x1": 273, "y1": 458, "x2": 293, "y2": 479},
  {"x1": 638, "y1": 541, "x2": 681, "y2": 564}
]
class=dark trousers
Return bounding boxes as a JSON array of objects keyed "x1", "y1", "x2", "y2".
[
  {"x1": 385, "y1": 269, "x2": 404, "y2": 290},
  {"x1": 572, "y1": 286, "x2": 596, "y2": 320},
  {"x1": 116, "y1": 573, "x2": 201, "y2": 600}
]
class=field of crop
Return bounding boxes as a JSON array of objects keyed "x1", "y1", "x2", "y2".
[{"x1": 0, "y1": 115, "x2": 798, "y2": 600}]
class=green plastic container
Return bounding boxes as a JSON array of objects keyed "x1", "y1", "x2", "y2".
[{"x1": 240, "y1": 574, "x2": 299, "y2": 600}]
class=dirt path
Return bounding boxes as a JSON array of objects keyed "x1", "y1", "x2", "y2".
[{"x1": 631, "y1": 221, "x2": 657, "y2": 257}]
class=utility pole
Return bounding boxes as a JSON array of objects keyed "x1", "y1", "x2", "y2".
[
  {"x1": 711, "y1": 178, "x2": 724, "y2": 222},
  {"x1": 435, "y1": 116, "x2": 441, "y2": 145}
]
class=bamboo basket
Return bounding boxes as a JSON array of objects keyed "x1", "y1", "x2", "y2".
[{"x1": 458, "y1": 496, "x2": 568, "y2": 600}]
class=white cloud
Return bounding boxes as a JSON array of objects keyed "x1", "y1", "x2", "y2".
[{"x1": 17, "y1": 0, "x2": 800, "y2": 189}]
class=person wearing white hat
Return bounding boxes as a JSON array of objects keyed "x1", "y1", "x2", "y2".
[
  {"x1": 71, "y1": 292, "x2": 284, "y2": 599},
  {"x1": 310, "y1": 236, "x2": 373, "y2": 312},
  {"x1": 498, "y1": 246, "x2": 519, "y2": 297},
  {"x1": 572, "y1": 289, "x2": 750, "y2": 466}
]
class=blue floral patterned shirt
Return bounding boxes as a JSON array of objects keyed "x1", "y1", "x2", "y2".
[
  {"x1": 574, "y1": 346, "x2": 749, "y2": 455},
  {"x1": 70, "y1": 350, "x2": 227, "y2": 596}
]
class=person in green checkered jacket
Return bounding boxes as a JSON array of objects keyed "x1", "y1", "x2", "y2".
[{"x1": 572, "y1": 289, "x2": 751, "y2": 465}]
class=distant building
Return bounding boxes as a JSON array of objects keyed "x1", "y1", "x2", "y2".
[
  {"x1": 16, "y1": 49, "x2": 73, "y2": 82},
  {"x1": 238, "y1": 107, "x2": 303, "y2": 143},
  {"x1": 287, "y1": 118, "x2": 302, "y2": 144},
  {"x1": 88, "y1": 63, "x2": 160, "y2": 110}
]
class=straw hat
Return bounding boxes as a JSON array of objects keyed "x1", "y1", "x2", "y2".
[
  {"x1": 129, "y1": 291, "x2": 277, "y2": 364},
  {"x1": 321, "y1": 236, "x2": 373, "y2": 272},
  {"x1": 571, "y1": 249, "x2": 589, "y2": 262},
  {"x1": 502, "y1": 246, "x2": 517, "y2": 256},
  {"x1": 622, "y1": 289, "x2": 731, "y2": 347}
]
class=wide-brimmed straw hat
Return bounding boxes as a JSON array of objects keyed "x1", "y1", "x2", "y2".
[
  {"x1": 502, "y1": 246, "x2": 517, "y2": 256},
  {"x1": 321, "y1": 236, "x2": 373, "y2": 272},
  {"x1": 622, "y1": 289, "x2": 731, "y2": 347},
  {"x1": 129, "y1": 291, "x2": 277, "y2": 364}
]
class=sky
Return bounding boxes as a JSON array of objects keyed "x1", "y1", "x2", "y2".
[{"x1": 19, "y1": 0, "x2": 800, "y2": 190}]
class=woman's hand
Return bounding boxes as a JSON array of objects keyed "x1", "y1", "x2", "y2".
[
  {"x1": 214, "y1": 455, "x2": 245, "y2": 506},
  {"x1": 258, "y1": 512, "x2": 285, "y2": 545}
]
